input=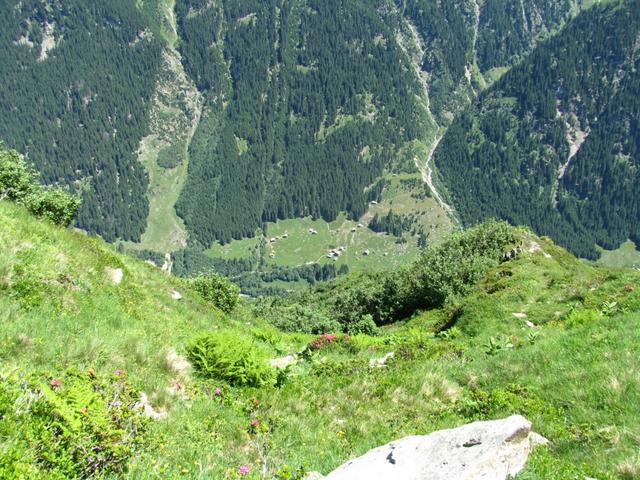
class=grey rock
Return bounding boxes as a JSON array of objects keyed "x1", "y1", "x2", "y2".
[{"x1": 324, "y1": 415, "x2": 545, "y2": 480}]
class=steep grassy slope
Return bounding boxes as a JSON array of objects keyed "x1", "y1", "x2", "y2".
[{"x1": 1, "y1": 201, "x2": 640, "y2": 478}]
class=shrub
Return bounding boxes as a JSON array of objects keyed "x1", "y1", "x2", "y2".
[
  {"x1": 408, "y1": 220, "x2": 519, "y2": 308},
  {"x1": 306, "y1": 333, "x2": 352, "y2": 352},
  {"x1": 24, "y1": 187, "x2": 82, "y2": 227},
  {"x1": 190, "y1": 272, "x2": 241, "y2": 313},
  {"x1": 186, "y1": 332, "x2": 275, "y2": 387},
  {"x1": 0, "y1": 145, "x2": 81, "y2": 226},
  {"x1": 565, "y1": 308, "x2": 601, "y2": 328},
  {"x1": 0, "y1": 146, "x2": 34, "y2": 201},
  {"x1": 346, "y1": 314, "x2": 380, "y2": 336},
  {"x1": 0, "y1": 370, "x2": 147, "y2": 479},
  {"x1": 255, "y1": 299, "x2": 341, "y2": 334}
]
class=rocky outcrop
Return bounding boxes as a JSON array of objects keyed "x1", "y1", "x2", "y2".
[{"x1": 323, "y1": 415, "x2": 545, "y2": 480}]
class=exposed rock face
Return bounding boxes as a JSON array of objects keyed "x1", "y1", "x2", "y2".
[{"x1": 324, "y1": 416, "x2": 544, "y2": 480}]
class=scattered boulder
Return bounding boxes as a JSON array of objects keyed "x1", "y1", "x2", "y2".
[
  {"x1": 270, "y1": 355, "x2": 298, "y2": 369},
  {"x1": 165, "y1": 349, "x2": 191, "y2": 377},
  {"x1": 303, "y1": 473, "x2": 325, "y2": 480},
  {"x1": 105, "y1": 267, "x2": 123, "y2": 285},
  {"x1": 135, "y1": 393, "x2": 167, "y2": 420},
  {"x1": 324, "y1": 415, "x2": 545, "y2": 480},
  {"x1": 369, "y1": 352, "x2": 394, "y2": 368}
]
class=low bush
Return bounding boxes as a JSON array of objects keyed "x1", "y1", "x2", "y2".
[
  {"x1": 0, "y1": 369, "x2": 147, "y2": 479},
  {"x1": 346, "y1": 314, "x2": 380, "y2": 336},
  {"x1": 0, "y1": 145, "x2": 80, "y2": 226},
  {"x1": 254, "y1": 299, "x2": 341, "y2": 334},
  {"x1": 186, "y1": 332, "x2": 275, "y2": 387},
  {"x1": 306, "y1": 333, "x2": 352, "y2": 352},
  {"x1": 408, "y1": 220, "x2": 520, "y2": 308},
  {"x1": 24, "y1": 187, "x2": 81, "y2": 227},
  {"x1": 190, "y1": 272, "x2": 241, "y2": 313}
]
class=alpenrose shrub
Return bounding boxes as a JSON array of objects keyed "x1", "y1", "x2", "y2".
[
  {"x1": 306, "y1": 333, "x2": 352, "y2": 351},
  {"x1": 0, "y1": 369, "x2": 147, "y2": 479},
  {"x1": 186, "y1": 332, "x2": 275, "y2": 387}
]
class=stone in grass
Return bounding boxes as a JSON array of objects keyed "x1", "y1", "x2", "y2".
[
  {"x1": 105, "y1": 267, "x2": 123, "y2": 285},
  {"x1": 269, "y1": 355, "x2": 298, "y2": 369},
  {"x1": 324, "y1": 415, "x2": 546, "y2": 480}
]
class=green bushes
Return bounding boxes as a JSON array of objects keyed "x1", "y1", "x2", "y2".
[
  {"x1": 190, "y1": 272, "x2": 241, "y2": 313},
  {"x1": 186, "y1": 332, "x2": 275, "y2": 387},
  {"x1": 408, "y1": 220, "x2": 520, "y2": 308},
  {"x1": 253, "y1": 298, "x2": 341, "y2": 334},
  {"x1": 0, "y1": 145, "x2": 80, "y2": 226},
  {"x1": 259, "y1": 220, "x2": 521, "y2": 334},
  {"x1": 330, "y1": 220, "x2": 519, "y2": 330},
  {"x1": 0, "y1": 370, "x2": 146, "y2": 479}
]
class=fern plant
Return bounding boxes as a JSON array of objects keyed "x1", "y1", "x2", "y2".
[{"x1": 187, "y1": 332, "x2": 275, "y2": 387}]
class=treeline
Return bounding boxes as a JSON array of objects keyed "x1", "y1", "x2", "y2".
[
  {"x1": 0, "y1": 1, "x2": 163, "y2": 241},
  {"x1": 133, "y1": 247, "x2": 347, "y2": 296},
  {"x1": 434, "y1": 0, "x2": 640, "y2": 259}
]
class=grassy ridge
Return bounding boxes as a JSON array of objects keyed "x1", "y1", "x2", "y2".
[{"x1": 1, "y1": 201, "x2": 640, "y2": 479}]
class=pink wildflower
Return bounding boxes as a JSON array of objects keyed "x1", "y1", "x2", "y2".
[
  {"x1": 214, "y1": 387, "x2": 223, "y2": 396},
  {"x1": 238, "y1": 465, "x2": 250, "y2": 476},
  {"x1": 114, "y1": 369, "x2": 125, "y2": 377},
  {"x1": 49, "y1": 378, "x2": 62, "y2": 389}
]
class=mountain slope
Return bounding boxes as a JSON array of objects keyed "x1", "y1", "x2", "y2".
[
  {"x1": 434, "y1": 0, "x2": 640, "y2": 259},
  {"x1": 174, "y1": 0, "x2": 582, "y2": 246},
  {"x1": 0, "y1": 1, "x2": 165, "y2": 242},
  {"x1": 1, "y1": 200, "x2": 640, "y2": 478},
  {"x1": 0, "y1": 0, "x2": 584, "y2": 250}
]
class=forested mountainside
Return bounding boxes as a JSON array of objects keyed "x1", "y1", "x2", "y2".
[
  {"x1": 434, "y1": 0, "x2": 640, "y2": 259},
  {"x1": 0, "y1": 0, "x2": 581, "y2": 247},
  {"x1": 0, "y1": 1, "x2": 163, "y2": 242},
  {"x1": 174, "y1": 0, "x2": 581, "y2": 246}
]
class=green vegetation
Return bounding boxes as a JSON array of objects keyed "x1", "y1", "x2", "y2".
[
  {"x1": 0, "y1": 1, "x2": 163, "y2": 241},
  {"x1": 0, "y1": 0, "x2": 593, "y2": 256},
  {"x1": 190, "y1": 273, "x2": 241, "y2": 313},
  {"x1": 256, "y1": 221, "x2": 520, "y2": 333},
  {"x1": 435, "y1": 0, "x2": 640, "y2": 260},
  {"x1": 0, "y1": 145, "x2": 80, "y2": 226},
  {"x1": 186, "y1": 332, "x2": 275, "y2": 387},
  {"x1": 598, "y1": 241, "x2": 640, "y2": 269},
  {"x1": 172, "y1": 0, "x2": 577, "y2": 247},
  {"x1": 1, "y1": 200, "x2": 640, "y2": 478},
  {"x1": 0, "y1": 370, "x2": 147, "y2": 479}
]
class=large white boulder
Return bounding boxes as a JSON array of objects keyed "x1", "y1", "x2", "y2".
[{"x1": 324, "y1": 415, "x2": 545, "y2": 480}]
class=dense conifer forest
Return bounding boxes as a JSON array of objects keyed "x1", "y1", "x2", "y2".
[
  {"x1": 0, "y1": 1, "x2": 163, "y2": 241},
  {"x1": 434, "y1": 0, "x2": 640, "y2": 259},
  {"x1": 2, "y1": 0, "x2": 634, "y2": 264}
]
